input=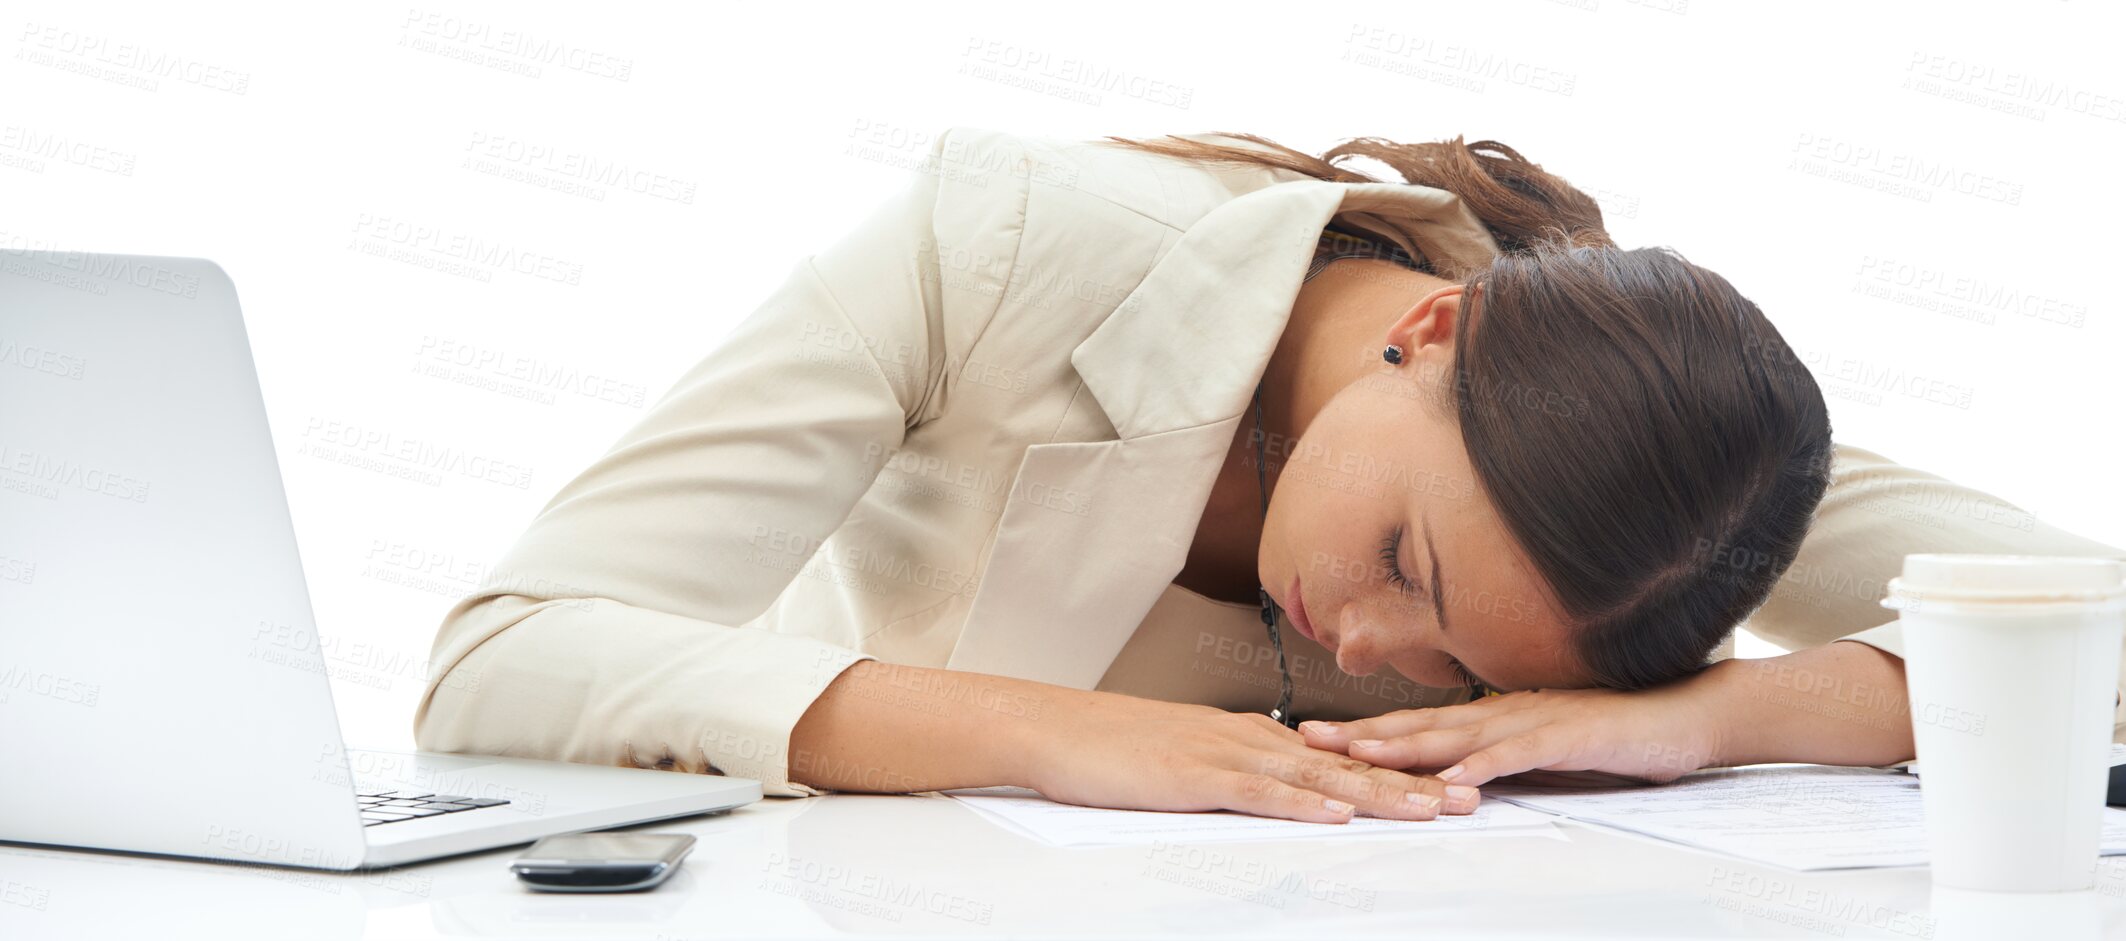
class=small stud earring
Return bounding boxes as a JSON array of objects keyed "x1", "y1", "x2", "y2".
[{"x1": 1382, "y1": 344, "x2": 1404, "y2": 365}]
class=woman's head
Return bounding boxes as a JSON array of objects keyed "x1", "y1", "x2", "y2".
[{"x1": 1108, "y1": 132, "x2": 1833, "y2": 693}]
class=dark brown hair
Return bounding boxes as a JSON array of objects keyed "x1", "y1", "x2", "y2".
[{"x1": 1103, "y1": 131, "x2": 1833, "y2": 690}]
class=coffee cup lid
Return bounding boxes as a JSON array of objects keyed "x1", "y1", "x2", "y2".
[{"x1": 1881, "y1": 553, "x2": 2126, "y2": 609}]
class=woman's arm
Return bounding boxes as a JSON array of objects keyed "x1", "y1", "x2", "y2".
[
  {"x1": 789, "y1": 658, "x2": 1481, "y2": 821},
  {"x1": 1297, "y1": 639, "x2": 1911, "y2": 786},
  {"x1": 413, "y1": 134, "x2": 971, "y2": 797},
  {"x1": 1746, "y1": 442, "x2": 2126, "y2": 731},
  {"x1": 786, "y1": 660, "x2": 1050, "y2": 793},
  {"x1": 1698, "y1": 639, "x2": 1912, "y2": 769}
]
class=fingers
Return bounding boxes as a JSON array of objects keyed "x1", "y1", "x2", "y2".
[
  {"x1": 1356, "y1": 765, "x2": 1478, "y2": 816},
  {"x1": 1425, "y1": 731, "x2": 1575, "y2": 788},
  {"x1": 1191, "y1": 712, "x2": 1485, "y2": 825},
  {"x1": 1208, "y1": 769, "x2": 1368, "y2": 824},
  {"x1": 1248, "y1": 750, "x2": 1476, "y2": 819},
  {"x1": 1236, "y1": 710, "x2": 1305, "y2": 743},
  {"x1": 1342, "y1": 710, "x2": 1551, "y2": 772},
  {"x1": 1299, "y1": 695, "x2": 1525, "y2": 753}
]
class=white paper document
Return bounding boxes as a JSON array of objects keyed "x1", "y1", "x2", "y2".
[
  {"x1": 938, "y1": 785, "x2": 1563, "y2": 847},
  {"x1": 1485, "y1": 764, "x2": 2126, "y2": 871}
]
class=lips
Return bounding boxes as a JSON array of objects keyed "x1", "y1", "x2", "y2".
[{"x1": 1285, "y1": 574, "x2": 1319, "y2": 644}]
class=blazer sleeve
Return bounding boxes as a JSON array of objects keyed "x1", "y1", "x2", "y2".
[
  {"x1": 411, "y1": 138, "x2": 969, "y2": 797},
  {"x1": 1746, "y1": 442, "x2": 2126, "y2": 736}
]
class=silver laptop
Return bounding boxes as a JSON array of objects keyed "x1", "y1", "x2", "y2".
[{"x1": 0, "y1": 250, "x2": 760, "y2": 871}]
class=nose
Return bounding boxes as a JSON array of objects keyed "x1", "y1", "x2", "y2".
[
  {"x1": 1332, "y1": 609, "x2": 1386, "y2": 677},
  {"x1": 1333, "y1": 593, "x2": 1438, "y2": 678}
]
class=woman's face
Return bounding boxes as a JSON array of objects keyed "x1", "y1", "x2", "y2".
[{"x1": 1257, "y1": 281, "x2": 1591, "y2": 693}]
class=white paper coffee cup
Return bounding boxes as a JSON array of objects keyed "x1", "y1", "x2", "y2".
[{"x1": 1882, "y1": 553, "x2": 2126, "y2": 891}]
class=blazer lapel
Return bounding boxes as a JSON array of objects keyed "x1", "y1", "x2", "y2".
[{"x1": 944, "y1": 175, "x2": 1501, "y2": 691}]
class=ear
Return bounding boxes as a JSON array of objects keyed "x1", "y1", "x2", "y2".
[{"x1": 1391, "y1": 284, "x2": 1465, "y2": 353}]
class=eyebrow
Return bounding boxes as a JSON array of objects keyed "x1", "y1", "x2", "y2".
[{"x1": 1421, "y1": 509, "x2": 1499, "y2": 691}]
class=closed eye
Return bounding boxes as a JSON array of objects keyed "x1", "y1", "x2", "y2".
[
  {"x1": 1446, "y1": 656, "x2": 1485, "y2": 692},
  {"x1": 1383, "y1": 526, "x2": 1483, "y2": 692},
  {"x1": 1378, "y1": 527, "x2": 1415, "y2": 598}
]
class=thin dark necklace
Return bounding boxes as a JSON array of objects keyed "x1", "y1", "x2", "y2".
[{"x1": 1251, "y1": 380, "x2": 1299, "y2": 729}]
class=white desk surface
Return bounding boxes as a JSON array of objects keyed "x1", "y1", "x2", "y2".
[{"x1": 3, "y1": 789, "x2": 2122, "y2": 940}]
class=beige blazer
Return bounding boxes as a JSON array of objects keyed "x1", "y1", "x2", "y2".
[{"x1": 413, "y1": 126, "x2": 2126, "y2": 797}]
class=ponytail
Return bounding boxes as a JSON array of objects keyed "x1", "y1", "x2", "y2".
[{"x1": 1099, "y1": 132, "x2": 1615, "y2": 254}]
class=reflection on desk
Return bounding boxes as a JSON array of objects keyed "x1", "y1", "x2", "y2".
[{"x1": 4, "y1": 788, "x2": 2123, "y2": 939}]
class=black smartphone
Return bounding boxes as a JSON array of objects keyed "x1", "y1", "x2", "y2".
[{"x1": 509, "y1": 832, "x2": 696, "y2": 893}]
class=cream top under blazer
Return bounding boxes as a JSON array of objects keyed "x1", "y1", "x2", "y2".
[{"x1": 413, "y1": 126, "x2": 2126, "y2": 797}]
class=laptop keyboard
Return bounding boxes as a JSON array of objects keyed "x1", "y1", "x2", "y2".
[{"x1": 357, "y1": 787, "x2": 511, "y2": 827}]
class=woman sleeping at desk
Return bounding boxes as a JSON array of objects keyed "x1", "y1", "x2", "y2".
[{"x1": 411, "y1": 126, "x2": 2125, "y2": 823}]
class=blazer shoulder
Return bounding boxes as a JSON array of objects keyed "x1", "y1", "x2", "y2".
[{"x1": 931, "y1": 125, "x2": 1296, "y2": 234}]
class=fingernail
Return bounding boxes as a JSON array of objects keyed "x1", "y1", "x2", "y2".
[
  {"x1": 1324, "y1": 798, "x2": 1355, "y2": 814},
  {"x1": 1350, "y1": 739, "x2": 1383, "y2": 749},
  {"x1": 1446, "y1": 785, "x2": 1479, "y2": 804},
  {"x1": 1406, "y1": 792, "x2": 1442, "y2": 810},
  {"x1": 1300, "y1": 721, "x2": 1338, "y2": 736},
  {"x1": 1438, "y1": 764, "x2": 1465, "y2": 782}
]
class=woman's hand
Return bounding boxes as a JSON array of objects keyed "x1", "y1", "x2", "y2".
[
  {"x1": 1022, "y1": 690, "x2": 1481, "y2": 823},
  {"x1": 1297, "y1": 680, "x2": 1725, "y2": 788}
]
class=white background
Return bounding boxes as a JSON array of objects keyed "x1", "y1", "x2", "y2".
[{"x1": 6, "y1": 0, "x2": 2121, "y2": 750}]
